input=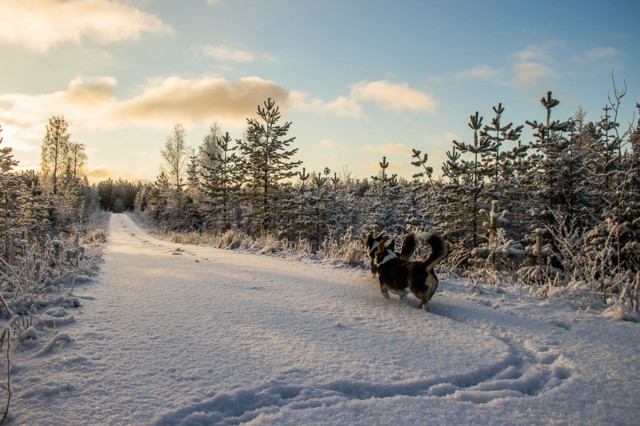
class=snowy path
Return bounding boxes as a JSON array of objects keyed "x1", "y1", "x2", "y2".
[{"x1": 10, "y1": 213, "x2": 640, "y2": 425}]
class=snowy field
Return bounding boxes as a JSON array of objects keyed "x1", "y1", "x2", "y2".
[{"x1": 9, "y1": 213, "x2": 640, "y2": 425}]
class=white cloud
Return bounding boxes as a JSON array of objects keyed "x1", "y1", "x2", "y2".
[
  {"x1": 456, "y1": 65, "x2": 503, "y2": 80},
  {"x1": 290, "y1": 91, "x2": 364, "y2": 118},
  {"x1": 201, "y1": 45, "x2": 278, "y2": 64},
  {"x1": 202, "y1": 45, "x2": 256, "y2": 63},
  {"x1": 512, "y1": 62, "x2": 557, "y2": 88},
  {"x1": 0, "y1": 0, "x2": 171, "y2": 52},
  {"x1": 512, "y1": 41, "x2": 564, "y2": 63},
  {"x1": 500, "y1": 42, "x2": 564, "y2": 88},
  {"x1": 291, "y1": 80, "x2": 438, "y2": 118},
  {"x1": 571, "y1": 46, "x2": 617, "y2": 64},
  {"x1": 587, "y1": 46, "x2": 616, "y2": 60},
  {"x1": 350, "y1": 81, "x2": 438, "y2": 113}
]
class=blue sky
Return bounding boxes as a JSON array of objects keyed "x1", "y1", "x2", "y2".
[{"x1": 1, "y1": 0, "x2": 638, "y2": 182}]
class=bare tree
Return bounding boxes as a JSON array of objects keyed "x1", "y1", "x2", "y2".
[
  {"x1": 161, "y1": 123, "x2": 189, "y2": 192},
  {"x1": 41, "y1": 115, "x2": 70, "y2": 194}
]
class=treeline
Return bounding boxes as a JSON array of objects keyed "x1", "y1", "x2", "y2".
[
  {"x1": 0, "y1": 117, "x2": 97, "y2": 264},
  {"x1": 135, "y1": 90, "x2": 640, "y2": 311}
]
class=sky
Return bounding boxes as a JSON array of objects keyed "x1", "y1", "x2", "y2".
[{"x1": 1, "y1": 0, "x2": 639, "y2": 183}]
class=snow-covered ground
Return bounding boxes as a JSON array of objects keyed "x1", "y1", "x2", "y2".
[{"x1": 8, "y1": 213, "x2": 640, "y2": 425}]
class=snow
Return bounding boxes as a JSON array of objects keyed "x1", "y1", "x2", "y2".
[{"x1": 7, "y1": 213, "x2": 640, "y2": 425}]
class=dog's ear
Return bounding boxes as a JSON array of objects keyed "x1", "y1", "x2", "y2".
[
  {"x1": 377, "y1": 239, "x2": 386, "y2": 252},
  {"x1": 387, "y1": 238, "x2": 396, "y2": 250},
  {"x1": 365, "y1": 232, "x2": 373, "y2": 245}
]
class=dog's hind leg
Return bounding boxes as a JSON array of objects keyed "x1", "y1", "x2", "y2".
[{"x1": 379, "y1": 284, "x2": 391, "y2": 299}]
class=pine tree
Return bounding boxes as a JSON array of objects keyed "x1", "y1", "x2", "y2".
[
  {"x1": 236, "y1": 98, "x2": 302, "y2": 232},
  {"x1": 410, "y1": 149, "x2": 437, "y2": 195},
  {"x1": 480, "y1": 103, "x2": 523, "y2": 183},
  {"x1": 442, "y1": 112, "x2": 494, "y2": 248},
  {"x1": 364, "y1": 157, "x2": 396, "y2": 234},
  {"x1": 526, "y1": 91, "x2": 572, "y2": 213}
]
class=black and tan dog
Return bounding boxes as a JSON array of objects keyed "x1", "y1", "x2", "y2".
[
  {"x1": 365, "y1": 232, "x2": 416, "y2": 277},
  {"x1": 374, "y1": 232, "x2": 448, "y2": 309}
]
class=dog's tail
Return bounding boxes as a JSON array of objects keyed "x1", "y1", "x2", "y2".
[
  {"x1": 399, "y1": 233, "x2": 417, "y2": 260},
  {"x1": 416, "y1": 232, "x2": 448, "y2": 270}
]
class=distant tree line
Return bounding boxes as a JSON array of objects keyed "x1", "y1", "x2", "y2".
[
  {"x1": 96, "y1": 179, "x2": 139, "y2": 212},
  {"x1": 136, "y1": 87, "x2": 640, "y2": 311}
]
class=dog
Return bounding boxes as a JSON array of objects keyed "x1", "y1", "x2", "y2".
[
  {"x1": 365, "y1": 232, "x2": 416, "y2": 277},
  {"x1": 374, "y1": 232, "x2": 448, "y2": 309}
]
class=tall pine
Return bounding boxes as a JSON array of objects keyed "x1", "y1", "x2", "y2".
[{"x1": 236, "y1": 98, "x2": 302, "y2": 232}]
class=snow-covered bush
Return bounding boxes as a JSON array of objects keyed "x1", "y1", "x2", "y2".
[{"x1": 549, "y1": 215, "x2": 640, "y2": 314}]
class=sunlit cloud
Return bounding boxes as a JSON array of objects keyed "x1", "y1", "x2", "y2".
[
  {"x1": 350, "y1": 81, "x2": 438, "y2": 113},
  {"x1": 0, "y1": 0, "x2": 172, "y2": 52},
  {"x1": 109, "y1": 76, "x2": 290, "y2": 125},
  {"x1": 456, "y1": 65, "x2": 503, "y2": 80},
  {"x1": 0, "y1": 75, "x2": 290, "y2": 128}
]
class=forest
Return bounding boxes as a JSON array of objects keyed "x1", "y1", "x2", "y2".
[
  {"x1": 115, "y1": 89, "x2": 639, "y2": 314},
  {"x1": 1, "y1": 85, "x2": 639, "y2": 324}
]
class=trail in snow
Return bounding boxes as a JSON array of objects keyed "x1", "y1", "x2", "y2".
[{"x1": 8, "y1": 213, "x2": 640, "y2": 425}]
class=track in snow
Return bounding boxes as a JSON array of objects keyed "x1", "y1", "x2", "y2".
[{"x1": 10, "y1": 213, "x2": 638, "y2": 425}]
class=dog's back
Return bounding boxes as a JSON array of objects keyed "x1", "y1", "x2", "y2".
[
  {"x1": 366, "y1": 232, "x2": 417, "y2": 277},
  {"x1": 375, "y1": 233, "x2": 448, "y2": 309}
]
